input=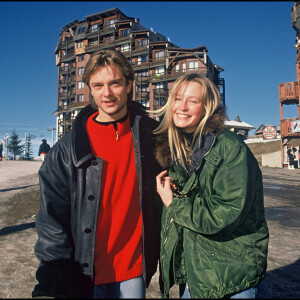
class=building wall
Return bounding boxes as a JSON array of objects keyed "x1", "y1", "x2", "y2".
[
  {"x1": 54, "y1": 8, "x2": 225, "y2": 139},
  {"x1": 262, "y1": 151, "x2": 282, "y2": 168}
]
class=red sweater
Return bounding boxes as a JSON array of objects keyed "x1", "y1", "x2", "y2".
[{"x1": 86, "y1": 112, "x2": 143, "y2": 285}]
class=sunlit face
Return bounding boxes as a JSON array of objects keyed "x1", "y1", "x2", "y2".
[
  {"x1": 89, "y1": 65, "x2": 132, "y2": 122},
  {"x1": 171, "y1": 81, "x2": 205, "y2": 133}
]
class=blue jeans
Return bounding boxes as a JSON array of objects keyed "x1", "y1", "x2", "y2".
[
  {"x1": 93, "y1": 276, "x2": 145, "y2": 299},
  {"x1": 179, "y1": 284, "x2": 258, "y2": 299}
]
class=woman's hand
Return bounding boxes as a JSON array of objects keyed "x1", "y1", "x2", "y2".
[{"x1": 156, "y1": 170, "x2": 173, "y2": 207}]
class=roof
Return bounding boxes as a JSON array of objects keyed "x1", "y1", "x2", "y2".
[
  {"x1": 168, "y1": 45, "x2": 207, "y2": 52},
  {"x1": 254, "y1": 124, "x2": 280, "y2": 134},
  {"x1": 224, "y1": 120, "x2": 255, "y2": 130}
]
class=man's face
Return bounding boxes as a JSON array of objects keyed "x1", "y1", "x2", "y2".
[{"x1": 89, "y1": 65, "x2": 132, "y2": 122}]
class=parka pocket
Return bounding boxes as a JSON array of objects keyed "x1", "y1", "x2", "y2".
[
  {"x1": 186, "y1": 230, "x2": 254, "y2": 264},
  {"x1": 184, "y1": 230, "x2": 258, "y2": 292}
]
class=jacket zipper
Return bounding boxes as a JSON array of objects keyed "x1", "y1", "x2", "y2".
[{"x1": 161, "y1": 217, "x2": 174, "y2": 296}]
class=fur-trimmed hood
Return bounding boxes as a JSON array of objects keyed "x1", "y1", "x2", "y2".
[{"x1": 155, "y1": 106, "x2": 227, "y2": 168}]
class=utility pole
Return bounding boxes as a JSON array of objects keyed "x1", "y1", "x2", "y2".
[
  {"x1": 3, "y1": 134, "x2": 9, "y2": 159},
  {"x1": 24, "y1": 133, "x2": 27, "y2": 157},
  {"x1": 47, "y1": 126, "x2": 56, "y2": 146}
]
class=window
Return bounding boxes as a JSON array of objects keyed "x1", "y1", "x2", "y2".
[
  {"x1": 77, "y1": 94, "x2": 84, "y2": 102},
  {"x1": 77, "y1": 27, "x2": 86, "y2": 34},
  {"x1": 91, "y1": 24, "x2": 98, "y2": 32},
  {"x1": 120, "y1": 28, "x2": 131, "y2": 38},
  {"x1": 77, "y1": 81, "x2": 84, "y2": 89},
  {"x1": 136, "y1": 70, "x2": 149, "y2": 77},
  {"x1": 78, "y1": 54, "x2": 85, "y2": 62},
  {"x1": 155, "y1": 66, "x2": 165, "y2": 74},
  {"x1": 188, "y1": 60, "x2": 198, "y2": 70},
  {"x1": 137, "y1": 85, "x2": 149, "y2": 92},
  {"x1": 105, "y1": 18, "x2": 116, "y2": 27},
  {"x1": 155, "y1": 98, "x2": 165, "y2": 106},
  {"x1": 90, "y1": 38, "x2": 98, "y2": 45},
  {"x1": 137, "y1": 55, "x2": 147, "y2": 65},
  {"x1": 120, "y1": 43, "x2": 131, "y2": 52},
  {"x1": 137, "y1": 99, "x2": 149, "y2": 107},
  {"x1": 175, "y1": 63, "x2": 180, "y2": 72},
  {"x1": 137, "y1": 38, "x2": 149, "y2": 48},
  {"x1": 104, "y1": 35, "x2": 114, "y2": 42},
  {"x1": 77, "y1": 41, "x2": 83, "y2": 48},
  {"x1": 78, "y1": 67, "x2": 84, "y2": 75},
  {"x1": 182, "y1": 62, "x2": 186, "y2": 72},
  {"x1": 154, "y1": 50, "x2": 166, "y2": 60},
  {"x1": 155, "y1": 82, "x2": 167, "y2": 89}
]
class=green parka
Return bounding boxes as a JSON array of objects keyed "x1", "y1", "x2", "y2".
[{"x1": 155, "y1": 108, "x2": 269, "y2": 298}]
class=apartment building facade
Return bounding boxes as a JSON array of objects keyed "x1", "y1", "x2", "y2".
[{"x1": 54, "y1": 7, "x2": 225, "y2": 139}]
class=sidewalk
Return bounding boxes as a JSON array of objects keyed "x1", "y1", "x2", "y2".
[{"x1": 0, "y1": 161, "x2": 300, "y2": 298}]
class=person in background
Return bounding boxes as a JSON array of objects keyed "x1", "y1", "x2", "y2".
[
  {"x1": 0, "y1": 140, "x2": 3, "y2": 161},
  {"x1": 150, "y1": 73, "x2": 269, "y2": 298},
  {"x1": 38, "y1": 139, "x2": 50, "y2": 162},
  {"x1": 32, "y1": 49, "x2": 162, "y2": 299}
]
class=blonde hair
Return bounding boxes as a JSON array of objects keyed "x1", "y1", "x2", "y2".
[{"x1": 149, "y1": 73, "x2": 221, "y2": 170}]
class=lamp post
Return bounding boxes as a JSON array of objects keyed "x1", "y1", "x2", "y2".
[
  {"x1": 3, "y1": 134, "x2": 9, "y2": 159},
  {"x1": 47, "y1": 126, "x2": 56, "y2": 147}
]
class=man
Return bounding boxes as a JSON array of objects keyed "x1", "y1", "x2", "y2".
[
  {"x1": 32, "y1": 50, "x2": 162, "y2": 298},
  {"x1": 38, "y1": 139, "x2": 50, "y2": 162}
]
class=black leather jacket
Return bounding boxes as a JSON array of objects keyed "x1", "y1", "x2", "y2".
[{"x1": 32, "y1": 103, "x2": 163, "y2": 298}]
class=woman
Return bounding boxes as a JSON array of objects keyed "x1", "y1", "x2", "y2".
[{"x1": 151, "y1": 73, "x2": 269, "y2": 298}]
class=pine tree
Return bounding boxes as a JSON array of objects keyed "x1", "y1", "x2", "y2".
[{"x1": 7, "y1": 129, "x2": 24, "y2": 160}]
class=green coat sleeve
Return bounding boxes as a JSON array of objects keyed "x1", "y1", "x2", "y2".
[{"x1": 166, "y1": 141, "x2": 259, "y2": 236}]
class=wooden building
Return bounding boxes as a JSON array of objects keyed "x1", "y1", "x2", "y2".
[
  {"x1": 53, "y1": 7, "x2": 225, "y2": 139},
  {"x1": 278, "y1": 1, "x2": 300, "y2": 167}
]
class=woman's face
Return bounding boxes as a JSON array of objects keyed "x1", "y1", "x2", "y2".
[{"x1": 171, "y1": 81, "x2": 205, "y2": 133}]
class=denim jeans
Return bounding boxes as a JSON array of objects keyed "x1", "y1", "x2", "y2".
[
  {"x1": 93, "y1": 276, "x2": 145, "y2": 299},
  {"x1": 179, "y1": 283, "x2": 258, "y2": 299}
]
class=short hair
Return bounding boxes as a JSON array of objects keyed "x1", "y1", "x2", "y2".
[
  {"x1": 42, "y1": 139, "x2": 47, "y2": 143},
  {"x1": 83, "y1": 50, "x2": 134, "y2": 108}
]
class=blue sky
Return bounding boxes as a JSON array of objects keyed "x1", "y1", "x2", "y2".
[{"x1": 0, "y1": 1, "x2": 298, "y2": 156}]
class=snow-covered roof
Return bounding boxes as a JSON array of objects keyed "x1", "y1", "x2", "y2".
[{"x1": 224, "y1": 120, "x2": 255, "y2": 130}]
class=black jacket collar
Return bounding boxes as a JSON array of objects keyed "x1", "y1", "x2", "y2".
[{"x1": 71, "y1": 102, "x2": 147, "y2": 167}]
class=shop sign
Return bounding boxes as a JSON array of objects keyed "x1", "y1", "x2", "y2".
[
  {"x1": 262, "y1": 126, "x2": 277, "y2": 140},
  {"x1": 291, "y1": 120, "x2": 300, "y2": 133}
]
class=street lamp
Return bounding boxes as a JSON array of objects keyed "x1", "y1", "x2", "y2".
[{"x1": 47, "y1": 126, "x2": 56, "y2": 147}]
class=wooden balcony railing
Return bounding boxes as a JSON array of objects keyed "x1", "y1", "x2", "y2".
[
  {"x1": 278, "y1": 82, "x2": 299, "y2": 104},
  {"x1": 280, "y1": 118, "x2": 300, "y2": 138}
]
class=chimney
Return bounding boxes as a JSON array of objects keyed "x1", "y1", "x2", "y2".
[{"x1": 235, "y1": 115, "x2": 241, "y2": 122}]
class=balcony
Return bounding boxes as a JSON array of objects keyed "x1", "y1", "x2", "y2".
[
  {"x1": 58, "y1": 92, "x2": 68, "y2": 99},
  {"x1": 135, "y1": 75, "x2": 150, "y2": 84},
  {"x1": 135, "y1": 91, "x2": 149, "y2": 100},
  {"x1": 68, "y1": 76, "x2": 76, "y2": 84},
  {"x1": 153, "y1": 88, "x2": 169, "y2": 97},
  {"x1": 60, "y1": 51, "x2": 75, "y2": 62},
  {"x1": 132, "y1": 60, "x2": 150, "y2": 69},
  {"x1": 132, "y1": 45, "x2": 148, "y2": 55},
  {"x1": 280, "y1": 118, "x2": 300, "y2": 138},
  {"x1": 100, "y1": 25, "x2": 116, "y2": 35},
  {"x1": 278, "y1": 82, "x2": 299, "y2": 104},
  {"x1": 59, "y1": 78, "x2": 67, "y2": 86}
]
